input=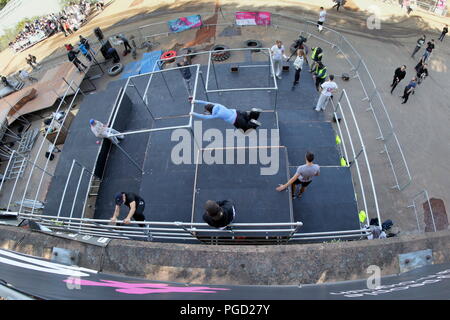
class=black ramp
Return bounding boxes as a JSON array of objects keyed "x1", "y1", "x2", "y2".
[
  {"x1": 289, "y1": 166, "x2": 359, "y2": 233},
  {"x1": 44, "y1": 79, "x2": 127, "y2": 218},
  {"x1": 193, "y1": 147, "x2": 292, "y2": 229}
]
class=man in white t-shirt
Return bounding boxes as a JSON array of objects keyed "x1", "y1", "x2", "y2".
[
  {"x1": 270, "y1": 40, "x2": 287, "y2": 79},
  {"x1": 315, "y1": 75, "x2": 338, "y2": 112},
  {"x1": 317, "y1": 7, "x2": 327, "y2": 32}
]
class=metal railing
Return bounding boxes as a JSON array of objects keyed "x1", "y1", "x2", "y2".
[
  {"x1": 408, "y1": 190, "x2": 436, "y2": 232},
  {"x1": 332, "y1": 89, "x2": 381, "y2": 228}
]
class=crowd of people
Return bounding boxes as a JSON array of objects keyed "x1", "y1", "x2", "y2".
[{"x1": 8, "y1": 0, "x2": 105, "y2": 53}]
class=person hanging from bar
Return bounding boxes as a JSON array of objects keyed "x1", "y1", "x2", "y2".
[
  {"x1": 89, "y1": 119, "x2": 124, "y2": 144},
  {"x1": 189, "y1": 99, "x2": 263, "y2": 133}
]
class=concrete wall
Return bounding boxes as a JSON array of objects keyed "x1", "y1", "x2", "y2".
[{"x1": 2, "y1": 224, "x2": 450, "y2": 285}]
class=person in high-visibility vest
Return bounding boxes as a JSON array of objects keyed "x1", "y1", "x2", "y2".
[
  {"x1": 309, "y1": 47, "x2": 323, "y2": 73},
  {"x1": 314, "y1": 62, "x2": 328, "y2": 91}
]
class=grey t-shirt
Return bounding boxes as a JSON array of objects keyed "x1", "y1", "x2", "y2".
[{"x1": 295, "y1": 164, "x2": 320, "y2": 182}]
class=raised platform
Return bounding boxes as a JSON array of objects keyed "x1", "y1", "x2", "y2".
[{"x1": 42, "y1": 62, "x2": 359, "y2": 243}]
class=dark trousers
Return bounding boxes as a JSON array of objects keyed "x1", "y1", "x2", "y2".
[
  {"x1": 84, "y1": 53, "x2": 92, "y2": 62},
  {"x1": 333, "y1": 2, "x2": 341, "y2": 11},
  {"x1": 390, "y1": 77, "x2": 401, "y2": 93},
  {"x1": 123, "y1": 41, "x2": 132, "y2": 52},
  {"x1": 293, "y1": 68, "x2": 302, "y2": 84},
  {"x1": 439, "y1": 33, "x2": 446, "y2": 41},
  {"x1": 402, "y1": 88, "x2": 411, "y2": 103},
  {"x1": 411, "y1": 45, "x2": 421, "y2": 57},
  {"x1": 315, "y1": 77, "x2": 325, "y2": 91},
  {"x1": 72, "y1": 58, "x2": 87, "y2": 71},
  {"x1": 233, "y1": 110, "x2": 261, "y2": 132}
]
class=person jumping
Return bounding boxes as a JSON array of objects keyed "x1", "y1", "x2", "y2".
[{"x1": 190, "y1": 99, "x2": 262, "y2": 133}]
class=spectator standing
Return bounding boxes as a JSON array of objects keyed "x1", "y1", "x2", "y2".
[
  {"x1": 116, "y1": 34, "x2": 132, "y2": 53},
  {"x1": 315, "y1": 75, "x2": 338, "y2": 112},
  {"x1": 270, "y1": 40, "x2": 287, "y2": 80},
  {"x1": 79, "y1": 42, "x2": 92, "y2": 62},
  {"x1": 422, "y1": 39, "x2": 435, "y2": 62},
  {"x1": 439, "y1": 25, "x2": 448, "y2": 42},
  {"x1": 401, "y1": 77, "x2": 417, "y2": 104},
  {"x1": 411, "y1": 35, "x2": 426, "y2": 58},
  {"x1": 390, "y1": 65, "x2": 407, "y2": 94},
  {"x1": 67, "y1": 49, "x2": 87, "y2": 72}
]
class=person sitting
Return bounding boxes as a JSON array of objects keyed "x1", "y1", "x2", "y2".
[
  {"x1": 203, "y1": 200, "x2": 236, "y2": 229},
  {"x1": 190, "y1": 99, "x2": 262, "y2": 133}
]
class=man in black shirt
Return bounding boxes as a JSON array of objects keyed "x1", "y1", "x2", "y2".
[
  {"x1": 439, "y1": 25, "x2": 448, "y2": 42},
  {"x1": 202, "y1": 200, "x2": 236, "y2": 229},
  {"x1": 110, "y1": 192, "x2": 146, "y2": 225},
  {"x1": 390, "y1": 65, "x2": 406, "y2": 94},
  {"x1": 415, "y1": 62, "x2": 429, "y2": 84},
  {"x1": 422, "y1": 40, "x2": 435, "y2": 62},
  {"x1": 67, "y1": 49, "x2": 87, "y2": 72}
]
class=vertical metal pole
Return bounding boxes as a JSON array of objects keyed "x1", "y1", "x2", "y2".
[
  {"x1": 199, "y1": 71, "x2": 209, "y2": 101},
  {"x1": 0, "y1": 150, "x2": 15, "y2": 192},
  {"x1": 68, "y1": 167, "x2": 85, "y2": 228},
  {"x1": 211, "y1": 57, "x2": 220, "y2": 91},
  {"x1": 130, "y1": 78, "x2": 156, "y2": 121},
  {"x1": 159, "y1": 72, "x2": 175, "y2": 99},
  {"x1": 57, "y1": 159, "x2": 76, "y2": 220},
  {"x1": 113, "y1": 141, "x2": 144, "y2": 174},
  {"x1": 6, "y1": 158, "x2": 27, "y2": 214}
]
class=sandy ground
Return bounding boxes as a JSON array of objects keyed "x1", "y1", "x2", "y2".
[{"x1": 1, "y1": 0, "x2": 449, "y2": 233}]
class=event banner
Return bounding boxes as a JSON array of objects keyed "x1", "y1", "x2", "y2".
[
  {"x1": 167, "y1": 15, "x2": 203, "y2": 33},
  {"x1": 235, "y1": 12, "x2": 271, "y2": 26}
]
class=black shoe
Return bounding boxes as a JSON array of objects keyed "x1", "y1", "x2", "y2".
[{"x1": 249, "y1": 119, "x2": 261, "y2": 128}]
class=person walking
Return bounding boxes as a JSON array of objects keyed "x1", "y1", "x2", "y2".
[
  {"x1": 422, "y1": 39, "x2": 435, "y2": 62},
  {"x1": 203, "y1": 200, "x2": 236, "y2": 229},
  {"x1": 89, "y1": 119, "x2": 124, "y2": 144},
  {"x1": 390, "y1": 65, "x2": 407, "y2": 94},
  {"x1": 332, "y1": 0, "x2": 344, "y2": 11},
  {"x1": 276, "y1": 151, "x2": 320, "y2": 199},
  {"x1": 415, "y1": 62, "x2": 428, "y2": 84},
  {"x1": 68, "y1": 49, "x2": 87, "y2": 72},
  {"x1": 18, "y1": 69, "x2": 38, "y2": 83},
  {"x1": 315, "y1": 74, "x2": 338, "y2": 112},
  {"x1": 177, "y1": 57, "x2": 192, "y2": 97},
  {"x1": 309, "y1": 46, "x2": 323, "y2": 73},
  {"x1": 270, "y1": 40, "x2": 287, "y2": 80},
  {"x1": 190, "y1": 99, "x2": 262, "y2": 133},
  {"x1": 401, "y1": 77, "x2": 417, "y2": 104},
  {"x1": 439, "y1": 25, "x2": 448, "y2": 42},
  {"x1": 317, "y1": 7, "x2": 327, "y2": 32},
  {"x1": 313, "y1": 62, "x2": 328, "y2": 92},
  {"x1": 292, "y1": 49, "x2": 306, "y2": 88},
  {"x1": 116, "y1": 34, "x2": 132, "y2": 54},
  {"x1": 110, "y1": 192, "x2": 146, "y2": 226},
  {"x1": 411, "y1": 35, "x2": 426, "y2": 58}
]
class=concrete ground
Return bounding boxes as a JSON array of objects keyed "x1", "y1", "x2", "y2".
[{"x1": 0, "y1": 0, "x2": 449, "y2": 239}]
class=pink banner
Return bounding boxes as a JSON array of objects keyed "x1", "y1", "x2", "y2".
[{"x1": 235, "y1": 12, "x2": 271, "y2": 26}]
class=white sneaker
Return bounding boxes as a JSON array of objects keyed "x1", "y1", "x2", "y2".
[
  {"x1": 250, "y1": 119, "x2": 262, "y2": 127},
  {"x1": 276, "y1": 75, "x2": 282, "y2": 80}
]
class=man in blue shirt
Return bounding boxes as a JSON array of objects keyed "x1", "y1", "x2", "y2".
[
  {"x1": 190, "y1": 100, "x2": 262, "y2": 133},
  {"x1": 401, "y1": 77, "x2": 417, "y2": 104}
]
